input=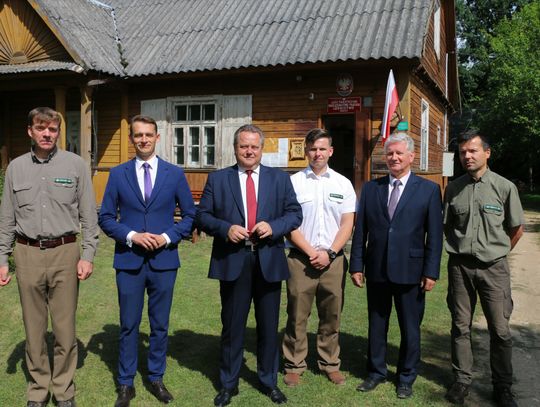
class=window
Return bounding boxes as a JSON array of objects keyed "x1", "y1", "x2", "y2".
[
  {"x1": 420, "y1": 100, "x2": 429, "y2": 171},
  {"x1": 172, "y1": 102, "x2": 217, "y2": 168},
  {"x1": 434, "y1": 4, "x2": 441, "y2": 59}
]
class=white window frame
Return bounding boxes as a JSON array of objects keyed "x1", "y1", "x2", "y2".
[
  {"x1": 420, "y1": 99, "x2": 430, "y2": 171},
  {"x1": 434, "y1": 3, "x2": 441, "y2": 59},
  {"x1": 169, "y1": 96, "x2": 221, "y2": 169}
]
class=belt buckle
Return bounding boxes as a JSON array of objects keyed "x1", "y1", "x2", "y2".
[
  {"x1": 39, "y1": 239, "x2": 46, "y2": 250},
  {"x1": 246, "y1": 240, "x2": 257, "y2": 252}
]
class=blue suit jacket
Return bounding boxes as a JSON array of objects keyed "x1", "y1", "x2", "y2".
[
  {"x1": 196, "y1": 164, "x2": 302, "y2": 282},
  {"x1": 99, "y1": 157, "x2": 195, "y2": 270},
  {"x1": 350, "y1": 173, "x2": 443, "y2": 284}
]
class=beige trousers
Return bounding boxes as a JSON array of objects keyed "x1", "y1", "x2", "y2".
[
  {"x1": 282, "y1": 250, "x2": 347, "y2": 374},
  {"x1": 14, "y1": 242, "x2": 79, "y2": 402}
]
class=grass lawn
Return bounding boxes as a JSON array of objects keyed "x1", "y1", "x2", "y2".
[{"x1": 0, "y1": 235, "x2": 455, "y2": 406}]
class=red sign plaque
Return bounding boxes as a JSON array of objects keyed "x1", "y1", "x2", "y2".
[{"x1": 327, "y1": 97, "x2": 361, "y2": 114}]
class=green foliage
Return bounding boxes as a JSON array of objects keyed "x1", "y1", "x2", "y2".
[
  {"x1": 0, "y1": 235, "x2": 455, "y2": 406},
  {"x1": 478, "y1": 2, "x2": 540, "y2": 186},
  {"x1": 456, "y1": 0, "x2": 533, "y2": 106}
]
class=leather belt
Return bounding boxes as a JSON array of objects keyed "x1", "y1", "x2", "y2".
[
  {"x1": 16, "y1": 234, "x2": 77, "y2": 250},
  {"x1": 245, "y1": 240, "x2": 258, "y2": 252}
]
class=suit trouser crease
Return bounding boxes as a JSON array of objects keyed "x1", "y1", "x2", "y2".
[
  {"x1": 283, "y1": 252, "x2": 346, "y2": 373},
  {"x1": 116, "y1": 263, "x2": 177, "y2": 385},
  {"x1": 447, "y1": 256, "x2": 513, "y2": 386},
  {"x1": 219, "y1": 250, "x2": 281, "y2": 389},
  {"x1": 366, "y1": 281, "x2": 424, "y2": 385},
  {"x1": 14, "y1": 242, "x2": 79, "y2": 402}
]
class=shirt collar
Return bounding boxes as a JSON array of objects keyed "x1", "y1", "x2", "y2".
[
  {"x1": 305, "y1": 165, "x2": 332, "y2": 179},
  {"x1": 238, "y1": 164, "x2": 260, "y2": 175},
  {"x1": 389, "y1": 171, "x2": 411, "y2": 187},
  {"x1": 31, "y1": 146, "x2": 58, "y2": 163},
  {"x1": 469, "y1": 167, "x2": 491, "y2": 183},
  {"x1": 135, "y1": 155, "x2": 158, "y2": 169}
]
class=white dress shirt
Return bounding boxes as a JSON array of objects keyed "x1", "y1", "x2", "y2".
[
  {"x1": 289, "y1": 166, "x2": 356, "y2": 250},
  {"x1": 126, "y1": 155, "x2": 170, "y2": 246},
  {"x1": 387, "y1": 171, "x2": 411, "y2": 206},
  {"x1": 237, "y1": 165, "x2": 260, "y2": 229}
]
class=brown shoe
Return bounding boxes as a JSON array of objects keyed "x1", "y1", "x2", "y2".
[
  {"x1": 326, "y1": 371, "x2": 346, "y2": 385},
  {"x1": 283, "y1": 372, "x2": 300, "y2": 387}
]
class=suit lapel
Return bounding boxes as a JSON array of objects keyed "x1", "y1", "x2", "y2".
[
  {"x1": 146, "y1": 157, "x2": 167, "y2": 207},
  {"x1": 228, "y1": 165, "x2": 245, "y2": 220},
  {"x1": 256, "y1": 165, "x2": 269, "y2": 220},
  {"x1": 124, "y1": 159, "x2": 145, "y2": 206},
  {"x1": 392, "y1": 173, "x2": 419, "y2": 219},
  {"x1": 377, "y1": 176, "x2": 390, "y2": 221}
]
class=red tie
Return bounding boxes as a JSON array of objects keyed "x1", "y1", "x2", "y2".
[{"x1": 246, "y1": 170, "x2": 257, "y2": 232}]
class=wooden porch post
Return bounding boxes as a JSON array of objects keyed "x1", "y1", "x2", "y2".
[
  {"x1": 120, "y1": 89, "x2": 129, "y2": 162},
  {"x1": 54, "y1": 86, "x2": 67, "y2": 150},
  {"x1": 80, "y1": 86, "x2": 93, "y2": 166}
]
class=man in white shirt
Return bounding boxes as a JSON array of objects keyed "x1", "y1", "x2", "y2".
[{"x1": 282, "y1": 128, "x2": 356, "y2": 387}]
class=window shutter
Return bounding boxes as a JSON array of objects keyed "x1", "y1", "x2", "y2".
[
  {"x1": 141, "y1": 99, "x2": 169, "y2": 162},
  {"x1": 221, "y1": 95, "x2": 252, "y2": 167}
]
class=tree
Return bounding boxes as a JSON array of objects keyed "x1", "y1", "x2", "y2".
[
  {"x1": 479, "y1": 1, "x2": 540, "y2": 189},
  {"x1": 456, "y1": 0, "x2": 533, "y2": 107}
]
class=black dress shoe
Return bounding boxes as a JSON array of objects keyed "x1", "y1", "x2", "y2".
[
  {"x1": 26, "y1": 402, "x2": 47, "y2": 407},
  {"x1": 214, "y1": 387, "x2": 238, "y2": 407},
  {"x1": 266, "y1": 387, "x2": 287, "y2": 404},
  {"x1": 396, "y1": 383, "x2": 413, "y2": 399},
  {"x1": 356, "y1": 377, "x2": 386, "y2": 392},
  {"x1": 115, "y1": 385, "x2": 135, "y2": 407},
  {"x1": 149, "y1": 381, "x2": 173, "y2": 404},
  {"x1": 57, "y1": 398, "x2": 76, "y2": 407}
]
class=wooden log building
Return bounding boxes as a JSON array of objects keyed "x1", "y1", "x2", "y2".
[{"x1": 0, "y1": 0, "x2": 459, "y2": 203}]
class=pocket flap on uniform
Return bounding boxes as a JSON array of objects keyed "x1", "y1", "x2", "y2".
[{"x1": 409, "y1": 248, "x2": 425, "y2": 258}]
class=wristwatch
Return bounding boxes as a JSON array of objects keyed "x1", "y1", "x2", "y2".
[{"x1": 327, "y1": 249, "x2": 338, "y2": 262}]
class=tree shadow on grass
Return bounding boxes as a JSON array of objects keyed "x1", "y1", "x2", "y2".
[{"x1": 6, "y1": 333, "x2": 88, "y2": 382}]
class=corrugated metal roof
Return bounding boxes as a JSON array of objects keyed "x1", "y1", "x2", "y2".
[
  {"x1": 32, "y1": 0, "x2": 126, "y2": 76},
  {"x1": 0, "y1": 60, "x2": 84, "y2": 74},
  {"x1": 112, "y1": 0, "x2": 432, "y2": 76},
  {"x1": 2, "y1": 0, "x2": 432, "y2": 77}
]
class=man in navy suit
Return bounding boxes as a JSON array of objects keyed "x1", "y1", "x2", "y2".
[
  {"x1": 197, "y1": 124, "x2": 302, "y2": 406},
  {"x1": 99, "y1": 115, "x2": 195, "y2": 407},
  {"x1": 349, "y1": 132, "x2": 442, "y2": 399}
]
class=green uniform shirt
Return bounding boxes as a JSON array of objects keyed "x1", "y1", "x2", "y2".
[
  {"x1": 0, "y1": 147, "x2": 99, "y2": 265},
  {"x1": 443, "y1": 169, "x2": 524, "y2": 263}
]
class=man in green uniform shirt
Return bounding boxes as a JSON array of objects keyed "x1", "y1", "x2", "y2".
[
  {"x1": 443, "y1": 130, "x2": 524, "y2": 407},
  {"x1": 0, "y1": 107, "x2": 99, "y2": 407}
]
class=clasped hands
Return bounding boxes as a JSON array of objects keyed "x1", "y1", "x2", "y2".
[
  {"x1": 132, "y1": 232, "x2": 167, "y2": 251},
  {"x1": 227, "y1": 222, "x2": 272, "y2": 244}
]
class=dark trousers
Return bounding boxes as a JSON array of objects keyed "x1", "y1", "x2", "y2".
[
  {"x1": 219, "y1": 250, "x2": 282, "y2": 389},
  {"x1": 366, "y1": 281, "x2": 425, "y2": 385},
  {"x1": 116, "y1": 263, "x2": 177, "y2": 386},
  {"x1": 447, "y1": 255, "x2": 513, "y2": 387}
]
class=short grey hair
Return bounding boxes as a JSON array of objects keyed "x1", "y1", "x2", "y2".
[
  {"x1": 233, "y1": 124, "x2": 265, "y2": 146},
  {"x1": 383, "y1": 132, "x2": 414, "y2": 154}
]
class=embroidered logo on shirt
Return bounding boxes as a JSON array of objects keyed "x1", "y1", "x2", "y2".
[
  {"x1": 484, "y1": 204, "x2": 502, "y2": 212},
  {"x1": 54, "y1": 178, "x2": 73, "y2": 184},
  {"x1": 329, "y1": 193, "x2": 344, "y2": 199}
]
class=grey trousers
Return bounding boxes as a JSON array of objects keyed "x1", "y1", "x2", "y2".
[
  {"x1": 14, "y1": 242, "x2": 80, "y2": 402},
  {"x1": 447, "y1": 254, "x2": 513, "y2": 387}
]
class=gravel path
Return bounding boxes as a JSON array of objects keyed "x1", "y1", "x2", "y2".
[{"x1": 467, "y1": 211, "x2": 540, "y2": 406}]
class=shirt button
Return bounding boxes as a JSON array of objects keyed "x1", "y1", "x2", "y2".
[
  {"x1": 41, "y1": 177, "x2": 45, "y2": 180},
  {"x1": 42, "y1": 205, "x2": 46, "y2": 208}
]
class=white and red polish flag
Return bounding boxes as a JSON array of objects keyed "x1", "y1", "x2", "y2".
[{"x1": 381, "y1": 69, "x2": 399, "y2": 144}]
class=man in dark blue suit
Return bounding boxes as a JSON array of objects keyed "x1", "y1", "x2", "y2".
[
  {"x1": 99, "y1": 115, "x2": 195, "y2": 407},
  {"x1": 350, "y1": 132, "x2": 442, "y2": 399},
  {"x1": 197, "y1": 124, "x2": 302, "y2": 406}
]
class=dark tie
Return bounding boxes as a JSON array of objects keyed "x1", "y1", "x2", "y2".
[
  {"x1": 246, "y1": 170, "x2": 257, "y2": 232},
  {"x1": 143, "y1": 162, "x2": 152, "y2": 202},
  {"x1": 388, "y1": 179, "x2": 401, "y2": 219}
]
